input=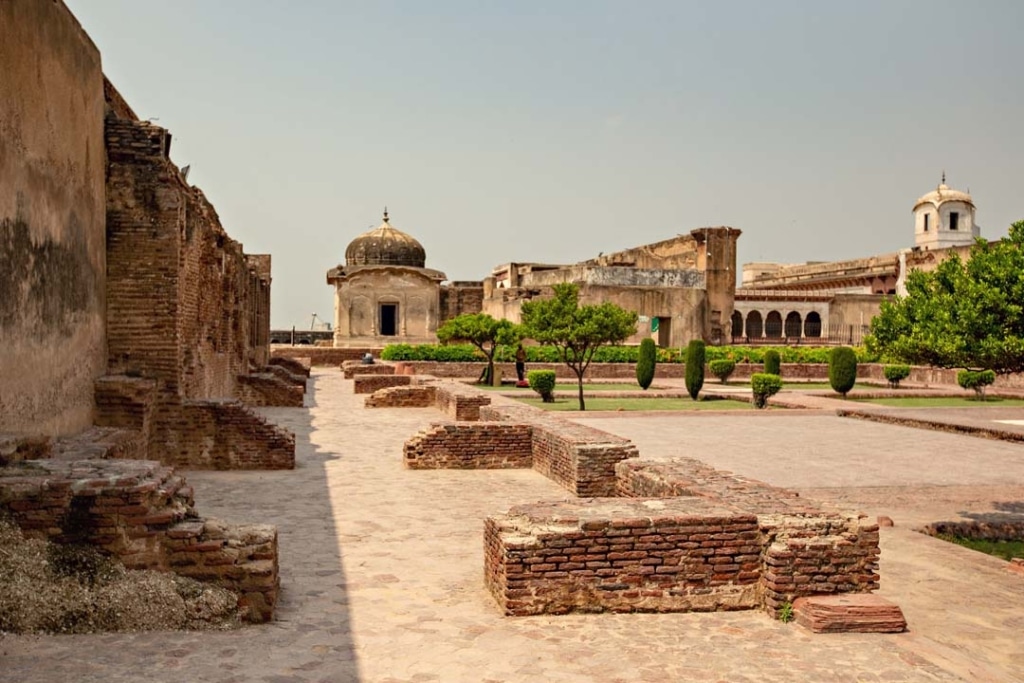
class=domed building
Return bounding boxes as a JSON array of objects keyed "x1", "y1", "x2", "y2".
[
  {"x1": 912, "y1": 175, "x2": 979, "y2": 250},
  {"x1": 327, "y1": 210, "x2": 448, "y2": 345}
]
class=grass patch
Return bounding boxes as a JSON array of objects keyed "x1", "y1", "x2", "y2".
[
  {"x1": 480, "y1": 383, "x2": 658, "y2": 392},
  {"x1": 513, "y1": 397, "x2": 754, "y2": 411},
  {"x1": 936, "y1": 534, "x2": 1024, "y2": 561},
  {"x1": 852, "y1": 396, "x2": 1024, "y2": 408}
]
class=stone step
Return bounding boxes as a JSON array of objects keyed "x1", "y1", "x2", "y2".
[{"x1": 793, "y1": 594, "x2": 906, "y2": 633}]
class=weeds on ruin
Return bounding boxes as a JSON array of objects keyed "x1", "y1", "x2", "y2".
[{"x1": 778, "y1": 601, "x2": 794, "y2": 623}]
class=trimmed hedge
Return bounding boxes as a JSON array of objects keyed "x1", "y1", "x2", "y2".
[
  {"x1": 527, "y1": 370, "x2": 557, "y2": 402},
  {"x1": 381, "y1": 343, "x2": 880, "y2": 364},
  {"x1": 763, "y1": 349, "x2": 781, "y2": 376},
  {"x1": 957, "y1": 369, "x2": 996, "y2": 399},
  {"x1": 636, "y1": 338, "x2": 657, "y2": 390},
  {"x1": 751, "y1": 373, "x2": 782, "y2": 409},
  {"x1": 883, "y1": 364, "x2": 911, "y2": 389},
  {"x1": 709, "y1": 359, "x2": 736, "y2": 383},
  {"x1": 829, "y1": 347, "x2": 858, "y2": 397},
  {"x1": 685, "y1": 340, "x2": 705, "y2": 400}
]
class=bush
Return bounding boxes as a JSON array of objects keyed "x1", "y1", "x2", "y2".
[
  {"x1": 685, "y1": 340, "x2": 705, "y2": 400},
  {"x1": 751, "y1": 373, "x2": 783, "y2": 409},
  {"x1": 709, "y1": 359, "x2": 736, "y2": 384},
  {"x1": 957, "y1": 369, "x2": 996, "y2": 400},
  {"x1": 829, "y1": 347, "x2": 858, "y2": 397},
  {"x1": 883, "y1": 364, "x2": 911, "y2": 389},
  {"x1": 763, "y1": 349, "x2": 781, "y2": 376},
  {"x1": 527, "y1": 370, "x2": 557, "y2": 403},
  {"x1": 636, "y1": 338, "x2": 657, "y2": 390}
]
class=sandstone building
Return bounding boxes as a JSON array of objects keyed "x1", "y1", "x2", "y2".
[
  {"x1": 733, "y1": 178, "x2": 982, "y2": 344},
  {"x1": 327, "y1": 216, "x2": 741, "y2": 348}
]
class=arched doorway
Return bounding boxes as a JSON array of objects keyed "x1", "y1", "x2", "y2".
[
  {"x1": 765, "y1": 311, "x2": 783, "y2": 339},
  {"x1": 731, "y1": 310, "x2": 743, "y2": 338},
  {"x1": 784, "y1": 312, "x2": 802, "y2": 338},
  {"x1": 746, "y1": 311, "x2": 763, "y2": 339},
  {"x1": 804, "y1": 311, "x2": 822, "y2": 338}
]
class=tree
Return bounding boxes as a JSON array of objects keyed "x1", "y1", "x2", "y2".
[
  {"x1": 829, "y1": 346, "x2": 858, "y2": 397},
  {"x1": 868, "y1": 221, "x2": 1024, "y2": 373},
  {"x1": 436, "y1": 313, "x2": 521, "y2": 385},
  {"x1": 636, "y1": 338, "x2": 657, "y2": 390},
  {"x1": 520, "y1": 283, "x2": 638, "y2": 410},
  {"x1": 685, "y1": 339, "x2": 705, "y2": 400}
]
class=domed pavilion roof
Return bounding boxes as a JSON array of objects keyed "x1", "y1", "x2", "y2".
[
  {"x1": 913, "y1": 176, "x2": 974, "y2": 211},
  {"x1": 345, "y1": 209, "x2": 426, "y2": 268}
]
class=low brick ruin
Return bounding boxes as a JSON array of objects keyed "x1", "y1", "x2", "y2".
[
  {"x1": 0, "y1": 456, "x2": 278, "y2": 623},
  {"x1": 485, "y1": 458, "x2": 882, "y2": 619},
  {"x1": 364, "y1": 378, "x2": 491, "y2": 421},
  {"x1": 365, "y1": 384, "x2": 437, "y2": 409},
  {"x1": 353, "y1": 374, "x2": 412, "y2": 394},
  {"x1": 404, "y1": 423, "x2": 533, "y2": 469},
  {"x1": 342, "y1": 361, "x2": 396, "y2": 379}
]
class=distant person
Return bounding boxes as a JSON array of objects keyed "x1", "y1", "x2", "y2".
[
  {"x1": 515, "y1": 344, "x2": 527, "y2": 383},
  {"x1": 361, "y1": 352, "x2": 374, "y2": 365}
]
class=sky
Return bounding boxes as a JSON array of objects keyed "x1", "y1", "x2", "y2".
[{"x1": 66, "y1": 0, "x2": 1024, "y2": 330}]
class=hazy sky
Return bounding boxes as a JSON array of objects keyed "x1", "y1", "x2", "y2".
[{"x1": 66, "y1": 0, "x2": 1024, "y2": 329}]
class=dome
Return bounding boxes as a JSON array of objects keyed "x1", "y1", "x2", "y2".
[
  {"x1": 913, "y1": 182, "x2": 974, "y2": 212},
  {"x1": 344, "y1": 210, "x2": 426, "y2": 268}
]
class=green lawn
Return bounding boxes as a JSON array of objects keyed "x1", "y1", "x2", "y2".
[
  {"x1": 852, "y1": 396, "x2": 1024, "y2": 407},
  {"x1": 480, "y1": 382, "x2": 657, "y2": 392},
  {"x1": 513, "y1": 396, "x2": 754, "y2": 411},
  {"x1": 936, "y1": 535, "x2": 1024, "y2": 561}
]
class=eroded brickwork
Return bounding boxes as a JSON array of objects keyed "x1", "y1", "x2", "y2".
[
  {"x1": 353, "y1": 374, "x2": 412, "y2": 394},
  {"x1": 404, "y1": 423, "x2": 533, "y2": 469},
  {"x1": 365, "y1": 384, "x2": 437, "y2": 408},
  {"x1": 0, "y1": 458, "x2": 278, "y2": 622},
  {"x1": 342, "y1": 361, "x2": 395, "y2": 379}
]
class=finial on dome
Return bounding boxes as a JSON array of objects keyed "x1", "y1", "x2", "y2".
[
  {"x1": 941, "y1": 170, "x2": 946, "y2": 185},
  {"x1": 383, "y1": 206, "x2": 389, "y2": 222}
]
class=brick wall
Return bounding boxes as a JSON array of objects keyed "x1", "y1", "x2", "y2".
[
  {"x1": 435, "y1": 383, "x2": 492, "y2": 421},
  {"x1": 273, "y1": 346, "x2": 378, "y2": 366},
  {"x1": 237, "y1": 373, "x2": 304, "y2": 407},
  {"x1": 0, "y1": 458, "x2": 278, "y2": 622},
  {"x1": 404, "y1": 423, "x2": 533, "y2": 469},
  {"x1": 365, "y1": 384, "x2": 437, "y2": 408},
  {"x1": 484, "y1": 498, "x2": 762, "y2": 616},
  {"x1": 481, "y1": 403, "x2": 638, "y2": 497},
  {"x1": 353, "y1": 374, "x2": 412, "y2": 394},
  {"x1": 342, "y1": 361, "x2": 395, "y2": 379},
  {"x1": 268, "y1": 356, "x2": 310, "y2": 377}
]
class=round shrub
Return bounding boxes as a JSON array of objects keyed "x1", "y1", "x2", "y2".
[
  {"x1": 685, "y1": 339, "x2": 705, "y2": 400},
  {"x1": 751, "y1": 373, "x2": 782, "y2": 409},
  {"x1": 709, "y1": 359, "x2": 735, "y2": 384},
  {"x1": 883, "y1": 364, "x2": 911, "y2": 389},
  {"x1": 957, "y1": 369, "x2": 996, "y2": 400},
  {"x1": 763, "y1": 349, "x2": 781, "y2": 376},
  {"x1": 829, "y1": 346, "x2": 858, "y2": 397},
  {"x1": 527, "y1": 370, "x2": 557, "y2": 403},
  {"x1": 636, "y1": 338, "x2": 657, "y2": 390}
]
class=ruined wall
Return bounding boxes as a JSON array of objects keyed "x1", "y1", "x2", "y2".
[
  {"x1": 583, "y1": 234, "x2": 700, "y2": 270},
  {"x1": 440, "y1": 281, "x2": 484, "y2": 322},
  {"x1": 404, "y1": 422, "x2": 533, "y2": 469},
  {"x1": 0, "y1": 0, "x2": 106, "y2": 435},
  {"x1": 692, "y1": 228, "x2": 741, "y2": 345}
]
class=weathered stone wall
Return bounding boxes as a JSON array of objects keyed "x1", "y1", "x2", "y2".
[
  {"x1": 440, "y1": 281, "x2": 484, "y2": 321},
  {"x1": 0, "y1": 458, "x2": 279, "y2": 622},
  {"x1": 404, "y1": 423, "x2": 533, "y2": 469},
  {"x1": 0, "y1": 0, "x2": 107, "y2": 436}
]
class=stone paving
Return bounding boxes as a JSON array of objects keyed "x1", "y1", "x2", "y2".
[{"x1": 2, "y1": 369, "x2": 1024, "y2": 682}]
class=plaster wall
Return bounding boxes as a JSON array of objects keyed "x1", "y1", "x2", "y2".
[
  {"x1": 333, "y1": 269, "x2": 441, "y2": 344},
  {"x1": 0, "y1": 0, "x2": 106, "y2": 435},
  {"x1": 914, "y1": 202, "x2": 978, "y2": 250}
]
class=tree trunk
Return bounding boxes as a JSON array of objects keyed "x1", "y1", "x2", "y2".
[{"x1": 576, "y1": 370, "x2": 586, "y2": 411}]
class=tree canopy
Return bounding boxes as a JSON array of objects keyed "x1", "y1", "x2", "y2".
[
  {"x1": 868, "y1": 220, "x2": 1024, "y2": 373},
  {"x1": 520, "y1": 283, "x2": 638, "y2": 410},
  {"x1": 436, "y1": 313, "x2": 521, "y2": 384}
]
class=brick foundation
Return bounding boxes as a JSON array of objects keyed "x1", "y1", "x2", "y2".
[
  {"x1": 237, "y1": 373, "x2": 305, "y2": 407},
  {"x1": 435, "y1": 383, "x2": 491, "y2": 421},
  {"x1": 353, "y1": 374, "x2": 412, "y2": 394},
  {"x1": 155, "y1": 401, "x2": 295, "y2": 470},
  {"x1": 365, "y1": 384, "x2": 437, "y2": 408},
  {"x1": 404, "y1": 423, "x2": 533, "y2": 469},
  {"x1": 342, "y1": 361, "x2": 395, "y2": 379},
  {"x1": 268, "y1": 356, "x2": 311, "y2": 378},
  {"x1": 0, "y1": 458, "x2": 279, "y2": 622}
]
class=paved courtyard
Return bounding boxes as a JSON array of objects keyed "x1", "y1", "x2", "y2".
[{"x1": 3, "y1": 369, "x2": 1024, "y2": 682}]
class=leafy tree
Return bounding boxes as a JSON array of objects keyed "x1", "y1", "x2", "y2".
[
  {"x1": 685, "y1": 339, "x2": 705, "y2": 400},
  {"x1": 636, "y1": 338, "x2": 657, "y2": 390},
  {"x1": 883, "y1": 364, "x2": 911, "y2": 389},
  {"x1": 520, "y1": 283, "x2": 638, "y2": 410},
  {"x1": 763, "y1": 349, "x2": 781, "y2": 376},
  {"x1": 829, "y1": 346, "x2": 858, "y2": 397},
  {"x1": 869, "y1": 221, "x2": 1024, "y2": 373},
  {"x1": 957, "y1": 369, "x2": 996, "y2": 400},
  {"x1": 527, "y1": 370, "x2": 557, "y2": 402},
  {"x1": 437, "y1": 313, "x2": 521, "y2": 385}
]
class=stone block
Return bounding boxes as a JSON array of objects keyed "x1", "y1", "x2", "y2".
[{"x1": 793, "y1": 594, "x2": 906, "y2": 633}]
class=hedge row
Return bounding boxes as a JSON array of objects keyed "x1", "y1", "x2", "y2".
[{"x1": 381, "y1": 343, "x2": 879, "y2": 364}]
